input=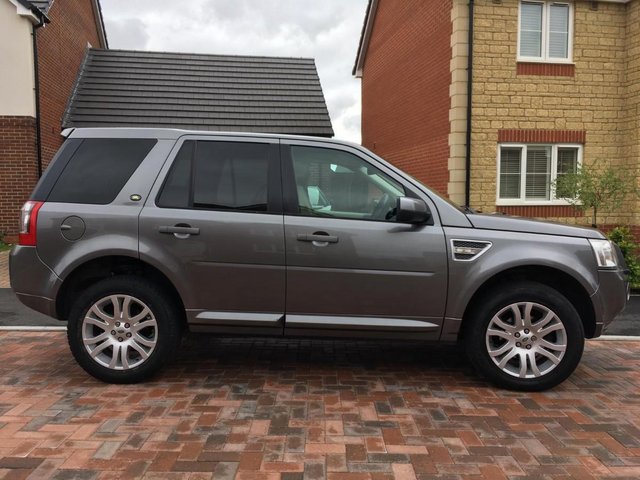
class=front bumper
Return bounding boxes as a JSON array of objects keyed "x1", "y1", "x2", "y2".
[
  {"x1": 9, "y1": 245, "x2": 60, "y2": 318},
  {"x1": 590, "y1": 268, "x2": 628, "y2": 337}
]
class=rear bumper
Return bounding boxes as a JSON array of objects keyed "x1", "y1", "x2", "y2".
[
  {"x1": 9, "y1": 246, "x2": 60, "y2": 319},
  {"x1": 590, "y1": 268, "x2": 628, "y2": 337}
]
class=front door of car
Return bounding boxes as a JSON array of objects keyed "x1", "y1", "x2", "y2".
[
  {"x1": 139, "y1": 137, "x2": 285, "y2": 334},
  {"x1": 281, "y1": 140, "x2": 448, "y2": 340}
]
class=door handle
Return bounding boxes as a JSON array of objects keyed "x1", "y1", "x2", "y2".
[
  {"x1": 297, "y1": 232, "x2": 338, "y2": 244},
  {"x1": 159, "y1": 225, "x2": 200, "y2": 236}
]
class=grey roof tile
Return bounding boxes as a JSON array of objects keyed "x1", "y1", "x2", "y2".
[{"x1": 63, "y1": 49, "x2": 334, "y2": 137}]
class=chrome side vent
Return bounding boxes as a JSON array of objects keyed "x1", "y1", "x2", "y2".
[{"x1": 451, "y1": 239, "x2": 492, "y2": 262}]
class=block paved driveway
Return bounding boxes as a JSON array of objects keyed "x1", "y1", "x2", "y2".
[{"x1": 0, "y1": 332, "x2": 638, "y2": 479}]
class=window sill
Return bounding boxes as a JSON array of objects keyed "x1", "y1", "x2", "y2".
[
  {"x1": 516, "y1": 62, "x2": 575, "y2": 77},
  {"x1": 517, "y1": 57, "x2": 574, "y2": 65},
  {"x1": 496, "y1": 200, "x2": 576, "y2": 206}
]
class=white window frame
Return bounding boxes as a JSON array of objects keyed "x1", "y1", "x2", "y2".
[
  {"x1": 517, "y1": 1, "x2": 574, "y2": 64},
  {"x1": 496, "y1": 143, "x2": 583, "y2": 206}
]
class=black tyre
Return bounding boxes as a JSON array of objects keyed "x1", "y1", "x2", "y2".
[
  {"x1": 465, "y1": 281, "x2": 584, "y2": 391},
  {"x1": 67, "y1": 275, "x2": 182, "y2": 383}
]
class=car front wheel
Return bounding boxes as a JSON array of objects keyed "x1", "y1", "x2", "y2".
[
  {"x1": 67, "y1": 276, "x2": 182, "y2": 383},
  {"x1": 465, "y1": 281, "x2": 585, "y2": 391}
]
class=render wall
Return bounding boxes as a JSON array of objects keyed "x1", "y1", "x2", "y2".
[
  {"x1": 0, "y1": 0, "x2": 36, "y2": 117},
  {"x1": 361, "y1": 0, "x2": 453, "y2": 196},
  {"x1": 470, "y1": 0, "x2": 630, "y2": 226}
]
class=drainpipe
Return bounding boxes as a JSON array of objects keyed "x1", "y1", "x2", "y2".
[
  {"x1": 464, "y1": 0, "x2": 474, "y2": 208},
  {"x1": 32, "y1": 20, "x2": 45, "y2": 178}
]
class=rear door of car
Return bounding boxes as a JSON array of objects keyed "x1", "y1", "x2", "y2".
[
  {"x1": 280, "y1": 139, "x2": 448, "y2": 340},
  {"x1": 138, "y1": 135, "x2": 286, "y2": 334}
]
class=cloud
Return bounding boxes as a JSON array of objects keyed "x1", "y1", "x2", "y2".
[
  {"x1": 104, "y1": 17, "x2": 149, "y2": 50},
  {"x1": 100, "y1": 0, "x2": 366, "y2": 142}
]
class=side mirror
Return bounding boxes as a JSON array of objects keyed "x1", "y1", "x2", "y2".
[{"x1": 396, "y1": 197, "x2": 431, "y2": 224}]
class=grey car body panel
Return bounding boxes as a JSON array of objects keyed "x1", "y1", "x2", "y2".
[
  {"x1": 9, "y1": 246, "x2": 58, "y2": 317},
  {"x1": 10, "y1": 127, "x2": 628, "y2": 344},
  {"x1": 467, "y1": 213, "x2": 605, "y2": 239},
  {"x1": 138, "y1": 209, "x2": 286, "y2": 325},
  {"x1": 138, "y1": 135, "x2": 285, "y2": 332},
  {"x1": 283, "y1": 216, "x2": 447, "y2": 334},
  {"x1": 442, "y1": 226, "x2": 601, "y2": 322},
  {"x1": 592, "y1": 269, "x2": 629, "y2": 335}
]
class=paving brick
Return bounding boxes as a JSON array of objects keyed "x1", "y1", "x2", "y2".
[{"x1": 0, "y1": 332, "x2": 637, "y2": 479}]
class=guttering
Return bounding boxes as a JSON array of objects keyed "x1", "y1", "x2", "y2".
[
  {"x1": 32, "y1": 20, "x2": 45, "y2": 178},
  {"x1": 18, "y1": 0, "x2": 50, "y2": 178},
  {"x1": 464, "y1": 0, "x2": 474, "y2": 208}
]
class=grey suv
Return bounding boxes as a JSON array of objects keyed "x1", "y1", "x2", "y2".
[{"x1": 10, "y1": 128, "x2": 628, "y2": 390}]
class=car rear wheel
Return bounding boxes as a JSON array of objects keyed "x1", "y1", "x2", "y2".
[
  {"x1": 465, "y1": 281, "x2": 584, "y2": 391},
  {"x1": 67, "y1": 276, "x2": 182, "y2": 383}
]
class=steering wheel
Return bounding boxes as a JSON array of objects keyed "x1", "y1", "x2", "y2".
[{"x1": 371, "y1": 193, "x2": 394, "y2": 220}]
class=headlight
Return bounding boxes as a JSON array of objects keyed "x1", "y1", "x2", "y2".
[{"x1": 589, "y1": 239, "x2": 618, "y2": 268}]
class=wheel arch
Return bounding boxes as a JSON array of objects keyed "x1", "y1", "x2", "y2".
[
  {"x1": 55, "y1": 255, "x2": 187, "y2": 329},
  {"x1": 459, "y1": 265, "x2": 597, "y2": 340}
]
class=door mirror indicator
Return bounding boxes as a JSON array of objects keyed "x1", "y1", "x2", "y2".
[{"x1": 396, "y1": 197, "x2": 431, "y2": 224}]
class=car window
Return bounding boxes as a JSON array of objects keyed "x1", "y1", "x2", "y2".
[
  {"x1": 290, "y1": 146, "x2": 405, "y2": 221},
  {"x1": 48, "y1": 138, "x2": 157, "y2": 205},
  {"x1": 157, "y1": 140, "x2": 271, "y2": 212},
  {"x1": 156, "y1": 141, "x2": 193, "y2": 209}
]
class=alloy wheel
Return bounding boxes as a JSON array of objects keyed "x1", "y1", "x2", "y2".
[
  {"x1": 82, "y1": 295, "x2": 158, "y2": 370},
  {"x1": 485, "y1": 302, "x2": 567, "y2": 378}
]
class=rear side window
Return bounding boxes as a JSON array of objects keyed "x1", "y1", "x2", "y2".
[
  {"x1": 156, "y1": 141, "x2": 193, "y2": 209},
  {"x1": 47, "y1": 138, "x2": 157, "y2": 204},
  {"x1": 157, "y1": 140, "x2": 272, "y2": 212}
]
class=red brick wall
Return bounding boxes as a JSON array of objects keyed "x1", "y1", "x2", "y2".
[
  {"x1": 496, "y1": 205, "x2": 580, "y2": 218},
  {"x1": 361, "y1": 0, "x2": 453, "y2": 196},
  {"x1": 0, "y1": 117, "x2": 38, "y2": 242},
  {"x1": 498, "y1": 129, "x2": 586, "y2": 144},
  {"x1": 37, "y1": 0, "x2": 104, "y2": 167}
]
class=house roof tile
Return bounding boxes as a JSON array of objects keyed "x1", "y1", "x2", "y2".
[{"x1": 63, "y1": 48, "x2": 334, "y2": 137}]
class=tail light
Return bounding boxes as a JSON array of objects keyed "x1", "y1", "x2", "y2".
[{"x1": 18, "y1": 201, "x2": 44, "y2": 246}]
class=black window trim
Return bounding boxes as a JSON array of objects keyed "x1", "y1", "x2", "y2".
[{"x1": 155, "y1": 137, "x2": 283, "y2": 215}]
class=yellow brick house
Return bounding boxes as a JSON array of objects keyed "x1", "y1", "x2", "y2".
[{"x1": 355, "y1": 0, "x2": 640, "y2": 232}]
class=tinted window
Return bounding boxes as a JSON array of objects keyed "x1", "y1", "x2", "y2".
[
  {"x1": 157, "y1": 140, "x2": 271, "y2": 212},
  {"x1": 156, "y1": 141, "x2": 193, "y2": 209},
  {"x1": 48, "y1": 138, "x2": 156, "y2": 204},
  {"x1": 31, "y1": 139, "x2": 83, "y2": 201},
  {"x1": 290, "y1": 146, "x2": 405, "y2": 222}
]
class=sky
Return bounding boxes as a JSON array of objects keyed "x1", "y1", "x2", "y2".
[{"x1": 100, "y1": 0, "x2": 368, "y2": 143}]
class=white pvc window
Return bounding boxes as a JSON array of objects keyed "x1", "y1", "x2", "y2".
[
  {"x1": 497, "y1": 144, "x2": 581, "y2": 205},
  {"x1": 519, "y1": 1, "x2": 572, "y2": 62}
]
